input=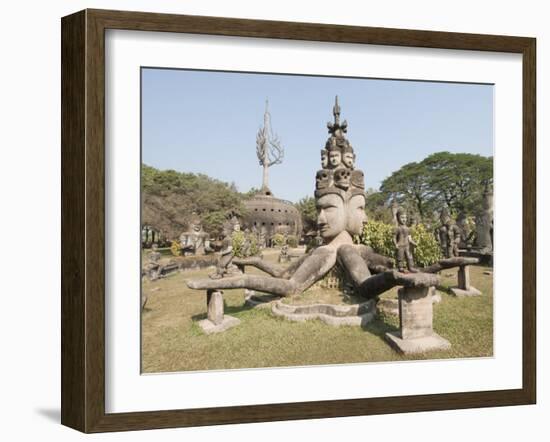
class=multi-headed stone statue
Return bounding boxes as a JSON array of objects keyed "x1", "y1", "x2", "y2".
[{"x1": 187, "y1": 97, "x2": 439, "y2": 297}]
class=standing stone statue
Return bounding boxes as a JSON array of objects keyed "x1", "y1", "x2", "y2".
[
  {"x1": 475, "y1": 184, "x2": 493, "y2": 253},
  {"x1": 393, "y1": 208, "x2": 418, "y2": 273},
  {"x1": 143, "y1": 243, "x2": 163, "y2": 280},
  {"x1": 278, "y1": 243, "x2": 290, "y2": 263},
  {"x1": 437, "y1": 209, "x2": 461, "y2": 258},
  {"x1": 179, "y1": 213, "x2": 211, "y2": 256}
]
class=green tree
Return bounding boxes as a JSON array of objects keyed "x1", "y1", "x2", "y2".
[
  {"x1": 379, "y1": 152, "x2": 493, "y2": 221},
  {"x1": 141, "y1": 164, "x2": 245, "y2": 239},
  {"x1": 295, "y1": 196, "x2": 318, "y2": 234},
  {"x1": 422, "y1": 151, "x2": 492, "y2": 214},
  {"x1": 380, "y1": 161, "x2": 433, "y2": 220}
]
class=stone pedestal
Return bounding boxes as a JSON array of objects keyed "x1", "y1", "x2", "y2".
[
  {"x1": 198, "y1": 290, "x2": 240, "y2": 334},
  {"x1": 385, "y1": 286, "x2": 451, "y2": 354},
  {"x1": 450, "y1": 265, "x2": 482, "y2": 297}
]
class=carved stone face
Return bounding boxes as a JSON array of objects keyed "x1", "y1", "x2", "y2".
[
  {"x1": 351, "y1": 170, "x2": 365, "y2": 189},
  {"x1": 334, "y1": 168, "x2": 351, "y2": 190},
  {"x1": 316, "y1": 194, "x2": 346, "y2": 240},
  {"x1": 192, "y1": 222, "x2": 202, "y2": 232},
  {"x1": 346, "y1": 194, "x2": 367, "y2": 236},
  {"x1": 329, "y1": 150, "x2": 341, "y2": 168},
  {"x1": 321, "y1": 150, "x2": 328, "y2": 168},
  {"x1": 315, "y1": 170, "x2": 331, "y2": 190},
  {"x1": 397, "y1": 212, "x2": 407, "y2": 226},
  {"x1": 342, "y1": 152, "x2": 355, "y2": 168}
]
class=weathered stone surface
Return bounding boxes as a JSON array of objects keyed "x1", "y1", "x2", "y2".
[
  {"x1": 271, "y1": 299, "x2": 376, "y2": 327},
  {"x1": 398, "y1": 286, "x2": 434, "y2": 340},
  {"x1": 422, "y1": 256, "x2": 479, "y2": 274},
  {"x1": 185, "y1": 98, "x2": 437, "y2": 300},
  {"x1": 457, "y1": 265, "x2": 470, "y2": 290},
  {"x1": 179, "y1": 213, "x2": 212, "y2": 256},
  {"x1": 385, "y1": 331, "x2": 451, "y2": 354},
  {"x1": 383, "y1": 285, "x2": 451, "y2": 354},
  {"x1": 377, "y1": 287, "x2": 440, "y2": 317},
  {"x1": 198, "y1": 316, "x2": 240, "y2": 334},
  {"x1": 206, "y1": 290, "x2": 224, "y2": 325},
  {"x1": 394, "y1": 208, "x2": 417, "y2": 272},
  {"x1": 436, "y1": 208, "x2": 461, "y2": 258}
]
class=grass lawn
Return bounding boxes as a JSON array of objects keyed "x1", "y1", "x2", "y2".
[{"x1": 141, "y1": 250, "x2": 493, "y2": 373}]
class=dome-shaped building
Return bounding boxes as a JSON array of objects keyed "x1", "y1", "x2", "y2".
[{"x1": 241, "y1": 190, "x2": 302, "y2": 246}]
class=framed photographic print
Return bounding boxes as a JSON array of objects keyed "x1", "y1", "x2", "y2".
[{"x1": 61, "y1": 9, "x2": 536, "y2": 433}]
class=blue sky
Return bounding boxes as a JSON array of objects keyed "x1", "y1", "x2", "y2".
[{"x1": 142, "y1": 68, "x2": 493, "y2": 203}]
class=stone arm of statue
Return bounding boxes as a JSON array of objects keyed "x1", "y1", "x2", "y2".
[
  {"x1": 232, "y1": 252, "x2": 311, "y2": 278},
  {"x1": 187, "y1": 246, "x2": 337, "y2": 297},
  {"x1": 337, "y1": 244, "x2": 439, "y2": 299},
  {"x1": 420, "y1": 256, "x2": 479, "y2": 273},
  {"x1": 408, "y1": 234, "x2": 418, "y2": 247}
]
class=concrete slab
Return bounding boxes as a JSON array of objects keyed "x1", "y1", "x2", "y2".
[
  {"x1": 385, "y1": 331, "x2": 451, "y2": 354},
  {"x1": 450, "y1": 286, "x2": 482, "y2": 297}
]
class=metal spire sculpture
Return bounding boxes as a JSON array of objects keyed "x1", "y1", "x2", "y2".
[{"x1": 256, "y1": 100, "x2": 284, "y2": 193}]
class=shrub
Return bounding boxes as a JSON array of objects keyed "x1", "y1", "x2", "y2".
[
  {"x1": 410, "y1": 223, "x2": 442, "y2": 267},
  {"x1": 231, "y1": 231, "x2": 246, "y2": 258},
  {"x1": 246, "y1": 232, "x2": 260, "y2": 257},
  {"x1": 358, "y1": 220, "x2": 396, "y2": 264},
  {"x1": 271, "y1": 233, "x2": 286, "y2": 248},
  {"x1": 170, "y1": 240, "x2": 181, "y2": 256},
  {"x1": 286, "y1": 235, "x2": 298, "y2": 248},
  {"x1": 358, "y1": 221, "x2": 442, "y2": 268}
]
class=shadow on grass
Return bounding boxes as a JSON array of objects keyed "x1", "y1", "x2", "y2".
[
  {"x1": 191, "y1": 300, "x2": 256, "y2": 322},
  {"x1": 436, "y1": 284, "x2": 454, "y2": 295},
  {"x1": 361, "y1": 314, "x2": 399, "y2": 338}
]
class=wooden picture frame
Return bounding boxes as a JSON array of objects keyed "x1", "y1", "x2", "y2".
[{"x1": 61, "y1": 8, "x2": 536, "y2": 433}]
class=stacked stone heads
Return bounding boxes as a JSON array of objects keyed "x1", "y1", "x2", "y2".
[{"x1": 316, "y1": 96, "x2": 365, "y2": 203}]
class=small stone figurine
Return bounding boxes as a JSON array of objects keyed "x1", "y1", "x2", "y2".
[{"x1": 393, "y1": 208, "x2": 418, "y2": 273}]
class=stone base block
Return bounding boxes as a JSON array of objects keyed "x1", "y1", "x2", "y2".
[
  {"x1": 272, "y1": 300, "x2": 376, "y2": 327},
  {"x1": 198, "y1": 315, "x2": 240, "y2": 334},
  {"x1": 450, "y1": 286, "x2": 482, "y2": 297},
  {"x1": 385, "y1": 331, "x2": 451, "y2": 355}
]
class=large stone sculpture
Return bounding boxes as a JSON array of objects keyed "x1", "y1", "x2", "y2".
[
  {"x1": 187, "y1": 97, "x2": 439, "y2": 298},
  {"x1": 179, "y1": 213, "x2": 211, "y2": 256}
]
